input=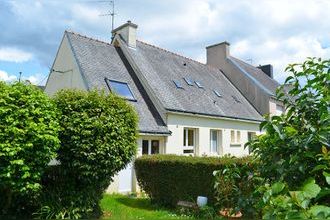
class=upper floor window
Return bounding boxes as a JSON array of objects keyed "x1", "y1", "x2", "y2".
[
  {"x1": 230, "y1": 130, "x2": 241, "y2": 146},
  {"x1": 105, "y1": 78, "x2": 135, "y2": 101}
]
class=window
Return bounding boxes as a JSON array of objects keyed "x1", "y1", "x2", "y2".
[
  {"x1": 105, "y1": 79, "x2": 135, "y2": 100},
  {"x1": 195, "y1": 81, "x2": 204, "y2": 88},
  {"x1": 173, "y1": 80, "x2": 184, "y2": 89},
  {"x1": 151, "y1": 140, "x2": 160, "y2": 154},
  {"x1": 276, "y1": 105, "x2": 284, "y2": 115},
  {"x1": 230, "y1": 130, "x2": 241, "y2": 146},
  {"x1": 210, "y1": 130, "x2": 219, "y2": 154},
  {"x1": 142, "y1": 140, "x2": 160, "y2": 155},
  {"x1": 184, "y1": 77, "x2": 194, "y2": 86},
  {"x1": 142, "y1": 140, "x2": 149, "y2": 155},
  {"x1": 183, "y1": 128, "x2": 195, "y2": 154},
  {"x1": 213, "y1": 90, "x2": 222, "y2": 97},
  {"x1": 232, "y1": 95, "x2": 241, "y2": 103},
  {"x1": 247, "y1": 132, "x2": 257, "y2": 154}
]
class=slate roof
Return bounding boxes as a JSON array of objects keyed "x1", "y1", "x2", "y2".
[
  {"x1": 121, "y1": 40, "x2": 263, "y2": 121},
  {"x1": 230, "y1": 57, "x2": 280, "y2": 96},
  {"x1": 65, "y1": 31, "x2": 169, "y2": 134}
]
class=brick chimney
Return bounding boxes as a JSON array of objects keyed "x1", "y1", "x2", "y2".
[
  {"x1": 206, "y1": 41, "x2": 230, "y2": 68},
  {"x1": 112, "y1": 20, "x2": 138, "y2": 48}
]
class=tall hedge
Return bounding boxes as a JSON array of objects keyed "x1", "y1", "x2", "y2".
[
  {"x1": 37, "y1": 89, "x2": 138, "y2": 219},
  {"x1": 134, "y1": 154, "x2": 253, "y2": 207},
  {"x1": 0, "y1": 82, "x2": 60, "y2": 216}
]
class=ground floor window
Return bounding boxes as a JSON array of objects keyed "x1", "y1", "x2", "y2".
[
  {"x1": 142, "y1": 139, "x2": 160, "y2": 155},
  {"x1": 247, "y1": 132, "x2": 257, "y2": 154},
  {"x1": 183, "y1": 128, "x2": 195, "y2": 154},
  {"x1": 210, "y1": 130, "x2": 220, "y2": 154},
  {"x1": 230, "y1": 130, "x2": 241, "y2": 146}
]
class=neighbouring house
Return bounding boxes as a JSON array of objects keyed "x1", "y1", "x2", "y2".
[
  {"x1": 206, "y1": 42, "x2": 284, "y2": 116},
  {"x1": 45, "y1": 21, "x2": 280, "y2": 193}
]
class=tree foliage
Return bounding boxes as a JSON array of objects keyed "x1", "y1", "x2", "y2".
[
  {"x1": 37, "y1": 89, "x2": 138, "y2": 219},
  {"x1": 248, "y1": 57, "x2": 330, "y2": 187},
  {"x1": 0, "y1": 82, "x2": 60, "y2": 215}
]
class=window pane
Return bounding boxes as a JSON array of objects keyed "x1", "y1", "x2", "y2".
[
  {"x1": 188, "y1": 129, "x2": 194, "y2": 146},
  {"x1": 142, "y1": 140, "x2": 149, "y2": 155},
  {"x1": 173, "y1": 80, "x2": 184, "y2": 89},
  {"x1": 184, "y1": 77, "x2": 194, "y2": 86},
  {"x1": 210, "y1": 130, "x2": 218, "y2": 153},
  {"x1": 151, "y1": 140, "x2": 159, "y2": 154},
  {"x1": 107, "y1": 80, "x2": 135, "y2": 100},
  {"x1": 183, "y1": 129, "x2": 187, "y2": 146},
  {"x1": 237, "y1": 131, "x2": 241, "y2": 143},
  {"x1": 231, "y1": 130, "x2": 235, "y2": 143}
]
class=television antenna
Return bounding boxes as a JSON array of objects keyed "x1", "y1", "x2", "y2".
[{"x1": 99, "y1": 0, "x2": 116, "y2": 38}]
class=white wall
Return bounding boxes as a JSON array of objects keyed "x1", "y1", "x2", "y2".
[
  {"x1": 166, "y1": 113, "x2": 260, "y2": 157},
  {"x1": 44, "y1": 35, "x2": 87, "y2": 96}
]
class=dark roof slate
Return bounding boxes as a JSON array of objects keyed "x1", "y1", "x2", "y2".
[
  {"x1": 65, "y1": 31, "x2": 169, "y2": 134},
  {"x1": 122, "y1": 40, "x2": 263, "y2": 121}
]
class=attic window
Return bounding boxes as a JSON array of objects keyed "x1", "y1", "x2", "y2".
[
  {"x1": 232, "y1": 95, "x2": 241, "y2": 103},
  {"x1": 195, "y1": 81, "x2": 204, "y2": 88},
  {"x1": 105, "y1": 78, "x2": 136, "y2": 101},
  {"x1": 184, "y1": 77, "x2": 194, "y2": 86},
  {"x1": 213, "y1": 90, "x2": 222, "y2": 97},
  {"x1": 173, "y1": 80, "x2": 184, "y2": 89}
]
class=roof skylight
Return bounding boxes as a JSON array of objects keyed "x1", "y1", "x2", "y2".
[
  {"x1": 184, "y1": 77, "x2": 194, "y2": 86},
  {"x1": 105, "y1": 79, "x2": 136, "y2": 101},
  {"x1": 213, "y1": 90, "x2": 222, "y2": 97},
  {"x1": 195, "y1": 81, "x2": 204, "y2": 88},
  {"x1": 232, "y1": 95, "x2": 241, "y2": 103},
  {"x1": 173, "y1": 80, "x2": 184, "y2": 89}
]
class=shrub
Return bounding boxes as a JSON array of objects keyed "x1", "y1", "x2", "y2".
[
  {"x1": 0, "y1": 82, "x2": 60, "y2": 216},
  {"x1": 213, "y1": 158, "x2": 261, "y2": 217},
  {"x1": 134, "y1": 154, "x2": 253, "y2": 207},
  {"x1": 36, "y1": 89, "x2": 138, "y2": 219}
]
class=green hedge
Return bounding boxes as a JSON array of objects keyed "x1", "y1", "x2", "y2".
[{"x1": 134, "y1": 154, "x2": 253, "y2": 207}]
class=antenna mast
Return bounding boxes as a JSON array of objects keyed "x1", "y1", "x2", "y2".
[{"x1": 99, "y1": 0, "x2": 115, "y2": 40}]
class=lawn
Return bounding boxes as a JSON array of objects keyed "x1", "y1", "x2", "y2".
[{"x1": 100, "y1": 194, "x2": 196, "y2": 220}]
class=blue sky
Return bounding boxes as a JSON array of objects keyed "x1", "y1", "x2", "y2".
[{"x1": 0, "y1": 0, "x2": 329, "y2": 85}]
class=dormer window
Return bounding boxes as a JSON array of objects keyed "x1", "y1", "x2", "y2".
[
  {"x1": 105, "y1": 78, "x2": 135, "y2": 101},
  {"x1": 213, "y1": 90, "x2": 222, "y2": 97},
  {"x1": 173, "y1": 80, "x2": 184, "y2": 89}
]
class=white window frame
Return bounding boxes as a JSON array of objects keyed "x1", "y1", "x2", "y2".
[
  {"x1": 183, "y1": 128, "x2": 195, "y2": 154},
  {"x1": 276, "y1": 104, "x2": 284, "y2": 116},
  {"x1": 230, "y1": 130, "x2": 242, "y2": 146},
  {"x1": 142, "y1": 139, "x2": 160, "y2": 155}
]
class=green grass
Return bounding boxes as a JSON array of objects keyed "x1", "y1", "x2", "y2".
[{"x1": 100, "y1": 194, "x2": 194, "y2": 220}]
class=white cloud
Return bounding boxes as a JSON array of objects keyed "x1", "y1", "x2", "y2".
[
  {"x1": 24, "y1": 73, "x2": 46, "y2": 85},
  {"x1": 0, "y1": 48, "x2": 33, "y2": 63},
  {"x1": 0, "y1": 70, "x2": 17, "y2": 82}
]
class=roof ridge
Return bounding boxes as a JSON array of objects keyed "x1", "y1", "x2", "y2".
[
  {"x1": 65, "y1": 30, "x2": 112, "y2": 46},
  {"x1": 137, "y1": 39, "x2": 206, "y2": 66}
]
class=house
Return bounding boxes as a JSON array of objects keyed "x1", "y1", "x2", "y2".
[
  {"x1": 206, "y1": 42, "x2": 284, "y2": 116},
  {"x1": 45, "y1": 21, "x2": 280, "y2": 193}
]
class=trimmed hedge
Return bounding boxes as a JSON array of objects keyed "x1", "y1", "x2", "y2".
[{"x1": 134, "y1": 154, "x2": 253, "y2": 207}]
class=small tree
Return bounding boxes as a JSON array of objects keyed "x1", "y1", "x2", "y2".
[
  {"x1": 248, "y1": 57, "x2": 330, "y2": 187},
  {"x1": 41, "y1": 89, "x2": 138, "y2": 219},
  {"x1": 0, "y1": 82, "x2": 60, "y2": 215}
]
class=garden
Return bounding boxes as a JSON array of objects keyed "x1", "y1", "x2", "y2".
[{"x1": 0, "y1": 58, "x2": 329, "y2": 219}]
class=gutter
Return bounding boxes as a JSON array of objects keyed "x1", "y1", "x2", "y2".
[
  {"x1": 166, "y1": 108, "x2": 264, "y2": 124},
  {"x1": 139, "y1": 130, "x2": 172, "y2": 136}
]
